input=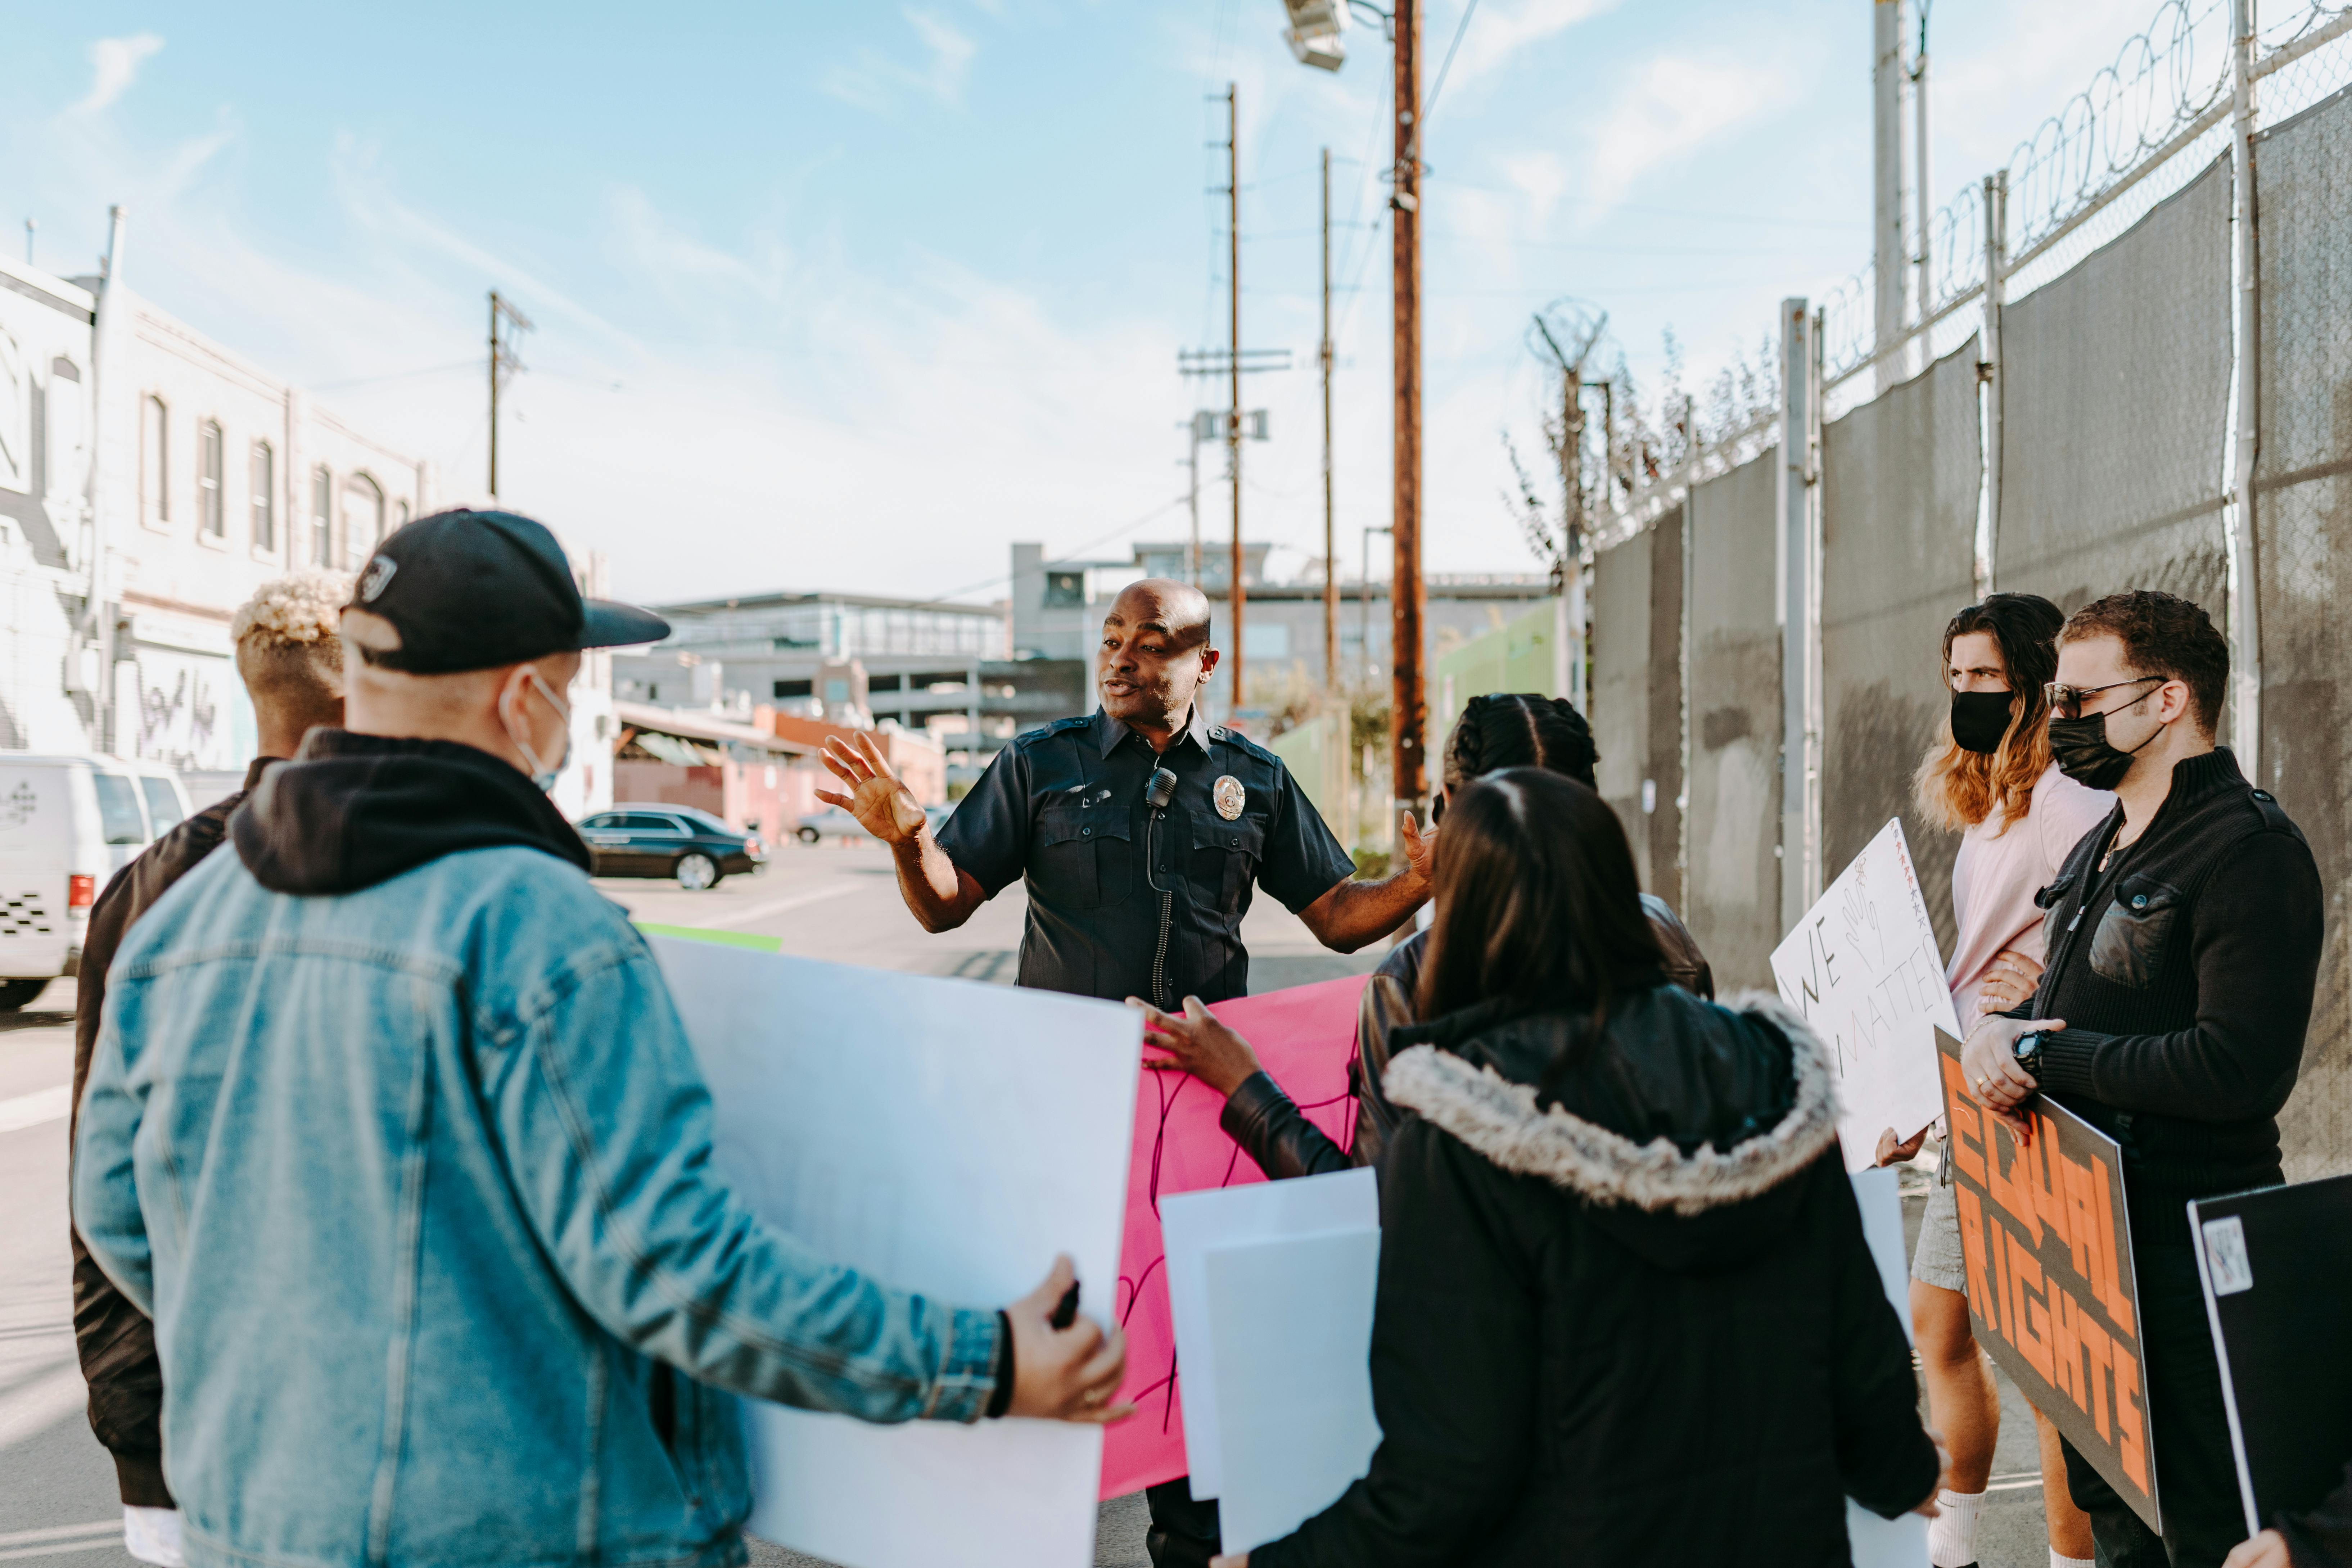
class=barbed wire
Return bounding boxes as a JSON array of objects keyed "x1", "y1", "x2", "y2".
[
  {"x1": 2005, "y1": 0, "x2": 2230, "y2": 256},
  {"x1": 2261, "y1": 0, "x2": 2352, "y2": 53}
]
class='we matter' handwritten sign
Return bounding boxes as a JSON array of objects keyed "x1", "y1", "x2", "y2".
[{"x1": 1770, "y1": 818, "x2": 1961, "y2": 1170}]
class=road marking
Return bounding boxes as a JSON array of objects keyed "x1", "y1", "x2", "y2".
[
  {"x1": 0, "y1": 1084, "x2": 70, "y2": 1135},
  {"x1": 680, "y1": 882, "x2": 861, "y2": 931},
  {"x1": 0, "y1": 1361, "x2": 90, "y2": 1451},
  {"x1": 0, "y1": 1523, "x2": 121, "y2": 1550},
  {"x1": 0, "y1": 1540, "x2": 124, "y2": 1563}
]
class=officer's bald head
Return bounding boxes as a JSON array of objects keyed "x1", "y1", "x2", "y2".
[
  {"x1": 1108, "y1": 579, "x2": 1212, "y2": 650},
  {"x1": 1098, "y1": 579, "x2": 1220, "y2": 741}
]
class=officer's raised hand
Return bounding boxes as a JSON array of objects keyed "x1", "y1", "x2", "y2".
[
  {"x1": 816, "y1": 731, "x2": 926, "y2": 844},
  {"x1": 1400, "y1": 806, "x2": 1436, "y2": 882}
]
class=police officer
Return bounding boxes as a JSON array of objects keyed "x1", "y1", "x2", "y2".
[{"x1": 817, "y1": 576, "x2": 1434, "y2": 1567}]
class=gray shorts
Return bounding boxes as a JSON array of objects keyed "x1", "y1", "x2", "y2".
[{"x1": 1910, "y1": 1179, "x2": 1969, "y2": 1295}]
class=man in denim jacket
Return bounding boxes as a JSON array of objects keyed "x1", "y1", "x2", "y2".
[{"x1": 74, "y1": 510, "x2": 1128, "y2": 1568}]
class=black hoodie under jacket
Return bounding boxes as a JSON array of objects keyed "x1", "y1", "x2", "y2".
[
  {"x1": 1250, "y1": 984, "x2": 1939, "y2": 1568},
  {"x1": 231, "y1": 729, "x2": 590, "y2": 894}
]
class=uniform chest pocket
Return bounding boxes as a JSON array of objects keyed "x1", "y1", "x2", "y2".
[
  {"x1": 1190, "y1": 813, "x2": 1267, "y2": 916},
  {"x1": 1035, "y1": 800, "x2": 1133, "y2": 909},
  {"x1": 2036, "y1": 870, "x2": 2079, "y2": 956},
  {"x1": 2088, "y1": 873, "x2": 2184, "y2": 989}
]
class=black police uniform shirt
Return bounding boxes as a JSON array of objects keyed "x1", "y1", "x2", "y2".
[{"x1": 935, "y1": 706, "x2": 1357, "y2": 1007}]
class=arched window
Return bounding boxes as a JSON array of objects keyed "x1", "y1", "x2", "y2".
[
  {"x1": 198, "y1": 420, "x2": 225, "y2": 537},
  {"x1": 250, "y1": 441, "x2": 276, "y2": 551},
  {"x1": 311, "y1": 465, "x2": 332, "y2": 566},
  {"x1": 341, "y1": 473, "x2": 384, "y2": 569},
  {"x1": 142, "y1": 395, "x2": 170, "y2": 525}
]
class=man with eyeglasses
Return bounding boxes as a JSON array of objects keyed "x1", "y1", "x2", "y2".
[{"x1": 1961, "y1": 589, "x2": 2322, "y2": 1568}]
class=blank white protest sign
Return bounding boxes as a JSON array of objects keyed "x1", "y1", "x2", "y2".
[
  {"x1": 1203, "y1": 1227, "x2": 1383, "y2": 1553},
  {"x1": 1158, "y1": 1166, "x2": 1379, "y2": 1498},
  {"x1": 647, "y1": 937, "x2": 1140, "y2": 1568}
]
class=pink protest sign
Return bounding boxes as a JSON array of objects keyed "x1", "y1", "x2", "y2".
[{"x1": 1100, "y1": 972, "x2": 1369, "y2": 1500}]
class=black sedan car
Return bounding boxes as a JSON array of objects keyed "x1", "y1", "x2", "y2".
[{"x1": 577, "y1": 804, "x2": 767, "y2": 890}]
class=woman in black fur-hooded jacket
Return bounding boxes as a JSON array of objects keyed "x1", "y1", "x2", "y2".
[{"x1": 1171, "y1": 771, "x2": 1941, "y2": 1568}]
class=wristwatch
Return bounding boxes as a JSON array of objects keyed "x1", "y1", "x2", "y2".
[{"x1": 2012, "y1": 1030, "x2": 2047, "y2": 1080}]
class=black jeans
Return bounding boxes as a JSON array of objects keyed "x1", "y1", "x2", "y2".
[
  {"x1": 1145, "y1": 1477, "x2": 1221, "y2": 1568},
  {"x1": 2059, "y1": 1241, "x2": 2248, "y2": 1568}
]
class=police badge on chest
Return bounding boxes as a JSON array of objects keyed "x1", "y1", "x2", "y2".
[{"x1": 1213, "y1": 775, "x2": 1246, "y2": 821}]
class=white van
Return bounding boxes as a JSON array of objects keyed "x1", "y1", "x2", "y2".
[{"x1": 0, "y1": 754, "x2": 195, "y2": 1010}]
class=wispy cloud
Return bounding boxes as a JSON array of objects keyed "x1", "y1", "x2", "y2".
[
  {"x1": 821, "y1": 8, "x2": 978, "y2": 112},
  {"x1": 75, "y1": 32, "x2": 164, "y2": 114},
  {"x1": 1443, "y1": 0, "x2": 1619, "y2": 94},
  {"x1": 1501, "y1": 150, "x2": 1568, "y2": 227},
  {"x1": 1584, "y1": 56, "x2": 1787, "y2": 215}
]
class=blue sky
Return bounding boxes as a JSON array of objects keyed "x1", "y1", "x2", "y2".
[{"x1": 4, "y1": 0, "x2": 2155, "y2": 604}]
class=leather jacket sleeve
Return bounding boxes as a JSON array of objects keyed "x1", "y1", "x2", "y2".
[
  {"x1": 1221, "y1": 1071, "x2": 1353, "y2": 1180},
  {"x1": 1641, "y1": 894, "x2": 1714, "y2": 999}
]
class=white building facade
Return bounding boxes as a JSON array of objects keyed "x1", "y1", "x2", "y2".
[{"x1": 0, "y1": 231, "x2": 454, "y2": 781}]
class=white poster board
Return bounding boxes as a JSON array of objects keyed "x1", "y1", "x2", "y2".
[
  {"x1": 1204, "y1": 1228, "x2": 1383, "y2": 1553},
  {"x1": 648, "y1": 937, "x2": 1141, "y2": 1568},
  {"x1": 1159, "y1": 1167, "x2": 1379, "y2": 1498},
  {"x1": 1770, "y1": 818, "x2": 1961, "y2": 1171},
  {"x1": 1846, "y1": 1166, "x2": 1931, "y2": 1566}
]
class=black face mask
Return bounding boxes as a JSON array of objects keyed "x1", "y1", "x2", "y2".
[
  {"x1": 2047, "y1": 690, "x2": 2162, "y2": 791},
  {"x1": 1949, "y1": 690, "x2": 2015, "y2": 755}
]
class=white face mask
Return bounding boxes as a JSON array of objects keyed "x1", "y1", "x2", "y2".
[{"x1": 500, "y1": 668, "x2": 573, "y2": 792}]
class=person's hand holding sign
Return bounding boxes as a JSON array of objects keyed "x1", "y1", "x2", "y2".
[
  {"x1": 1961, "y1": 1014, "x2": 2063, "y2": 1142},
  {"x1": 1130, "y1": 996, "x2": 1263, "y2": 1098},
  {"x1": 1004, "y1": 1255, "x2": 1134, "y2": 1424},
  {"x1": 816, "y1": 732, "x2": 927, "y2": 845}
]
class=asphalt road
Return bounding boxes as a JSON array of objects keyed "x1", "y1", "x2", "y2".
[{"x1": 0, "y1": 840, "x2": 2062, "y2": 1566}]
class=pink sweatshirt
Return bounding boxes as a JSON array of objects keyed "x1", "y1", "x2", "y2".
[{"x1": 1946, "y1": 763, "x2": 2116, "y2": 1020}]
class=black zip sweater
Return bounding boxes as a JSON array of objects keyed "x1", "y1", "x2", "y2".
[{"x1": 2029, "y1": 748, "x2": 2323, "y2": 1248}]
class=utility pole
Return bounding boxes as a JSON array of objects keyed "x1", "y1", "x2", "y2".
[
  {"x1": 1321, "y1": 145, "x2": 1338, "y2": 697},
  {"x1": 1391, "y1": 0, "x2": 1425, "y2": 816},
  {"x1": 487, "y1": 290, "x2": 532, "y2": 501},
  {"x1": 1227, "y1": 82, "x2": 1247, "y2": 717},
  {"x1": 1530, "y1": 303, "x2": 1601, "y2": 712}
]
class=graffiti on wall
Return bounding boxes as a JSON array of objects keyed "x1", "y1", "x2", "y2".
[{"x1": 133, "y1": 651, "x2": 234, "y2": 771}]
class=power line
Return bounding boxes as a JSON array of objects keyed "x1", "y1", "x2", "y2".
[
  {"x1": 1418, "y1": 0, "x2": 1481, "y2": 135},
  {"x1": 311, "y1": 359, "x2": 476, "y2": 392}
]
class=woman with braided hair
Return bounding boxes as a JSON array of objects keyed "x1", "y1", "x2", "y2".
[{"x1": 1135, "y1": 691, "x2": 1710, "y2": 1180}]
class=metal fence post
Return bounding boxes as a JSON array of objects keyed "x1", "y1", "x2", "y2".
[
  {"x1": 2226, "y1": 0, "x2": 2263, "y2": 772},
  {"x1": 1778, "y1": 297, "x2": 1822, "y2": 931},
  {"x1": 1979, "y1": 170, "x2": 2007, "y2": 598}
]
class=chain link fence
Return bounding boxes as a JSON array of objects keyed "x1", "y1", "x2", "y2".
[{"x1": 1581, "y1": 0, "x2": 2352, "y2": 1176}]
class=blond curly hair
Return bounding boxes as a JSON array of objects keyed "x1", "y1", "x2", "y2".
[
  {"x1": 231, "y1": 570, "x2": 353, "y2": 649},
  {"x1": 233, "y1": 571, "x2": 353, "y2": 723}
]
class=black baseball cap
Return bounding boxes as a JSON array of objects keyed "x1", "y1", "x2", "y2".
[{"x1": 348, "y1": 508, "x2": 670, "y2": 673}]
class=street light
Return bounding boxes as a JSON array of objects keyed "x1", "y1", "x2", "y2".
[{"x1": 1281, "y1": 0, "x2": 1349, "y2": 69}]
